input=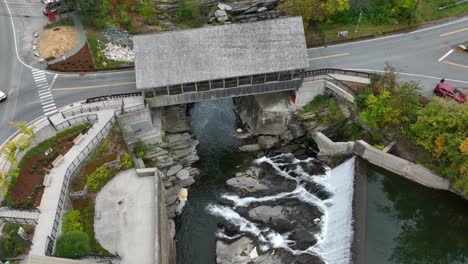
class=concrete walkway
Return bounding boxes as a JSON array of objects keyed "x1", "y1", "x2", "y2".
[
  {"x1": 28, "y1": 96, "x2": 144, "y2": 255},
  {"x1": 94, "y1": 169, "x2": 155, "y2": 264},
  {"x1": 0, "y1": 207, "x2": 40, "y2": 222}
]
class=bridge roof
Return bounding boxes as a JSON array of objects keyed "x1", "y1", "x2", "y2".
[{"x1": 134, "y1": 17, "x2": 308, "y2": 89}]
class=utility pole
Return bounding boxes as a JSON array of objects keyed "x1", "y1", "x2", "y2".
[{"x1": 355, "y1": 9, "x2": 363, "y2": 33}]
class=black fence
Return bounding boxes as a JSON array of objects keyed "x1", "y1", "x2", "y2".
[
  {"x1": 61, "y1": 105, "x2": 101, "y2": 119},
  {"x1": 304, "y1": 68, "x2": 374, "y2": 79},
  {"x1": 45, "y1": 116, "x2": 117, "y2": 256},
  {"x1": 85, "y1": 92, "x2": 142, "y2": 103},
  {"x1": 54, "y1": 114, "x2": 99, "y2": 131},
  {"x1": 114, "y1": 104, "x2": 146, "y2": 116}
]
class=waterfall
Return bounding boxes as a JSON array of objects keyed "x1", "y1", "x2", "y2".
[
  {"x1": 208, "y1": 154, "x2": 356, "y2": 264},
  {"x1": 310, "y1": 157, "x2": 355, "y2": 264}
]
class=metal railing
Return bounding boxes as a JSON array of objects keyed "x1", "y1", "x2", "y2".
[
  {"x1": 54, "y1": 114, "x2": 99, "y2": 131},
  {"x1": 304, "y1": 68, "x2": 374, "y2": 79},
  {"x1": 114, "y1": 104, "x2": 146, "y2": 116},
  {"x1": 323, "y1": 74, "x2": 357, "y2": 95},
  {"x1": 0, "y1": 216, "x2": 38, "y2": 225},
  {"x1": 0, "y1": 206, "x2": 41, "y2": 213},
  {"x1": 61, "y1": 105, "x2": 101, "y2": 119},
  {"x1": 85, "y1": 92, "x2": 142, "y2": 103},
  {"x1": 45, "y1": 115, "x2": 117, "y2": 256}
]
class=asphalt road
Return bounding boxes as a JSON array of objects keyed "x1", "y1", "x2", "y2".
[{"x1": 0, "y1": 3, "x2": 467, "y2": 143}]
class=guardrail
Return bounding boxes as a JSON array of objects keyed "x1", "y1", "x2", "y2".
[
  {"x1": 0, "y1": 206, "x2": 41, "y2": 213},
  {"x1": 85, "y1": 92, "x2": 142, "y2": 103},
  {"x1": 304, "y1": 68, "x2": 374, "y2": 79},
  {"x1": 114, "y1": 104, "x2": 146, "y2": 116},
  {"x1": 54, "y1": 114, "x2": 99, "y2": 131},
  {"x1": 45, "y1": 115, "x2": 117, "y2": 256},
  {"x1": 61, "y1": 105, "x2": 101, "y2": 119}
]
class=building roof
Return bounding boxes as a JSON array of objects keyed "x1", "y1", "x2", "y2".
[{"x1": 134, "y1": 17, "x2": 308, "y2": 89}]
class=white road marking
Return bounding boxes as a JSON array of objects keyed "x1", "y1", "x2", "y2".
[
  {"x1": 38, "y1": 90, "x2": 51, "y2": 96},
  {"x1": 346, "y1": 68, "x2": 468, "y2": 84},
  {"x1": 44, "y1": 109, "x2": 58, "y2": 115},
  {"x1": 49, "y1": 74, "x2": 58, "y2": 88},
  {"x1": 41, "y1": 99, "x2": 55, "y2": 105},
  {"x1": 43, "y1": 106, "x2": 57, "y2": 112},
  {"x1": 39, "y1": 94, "x2": 53, "y2": 100},
  {"x1": 438, "y1": 49, "x2": 454, "y2": 62},
  {"x1": 42, "y1": 102, "x2": 56, "y2": 108},
  {"x1": 34, "y1": 77, "x2": 47, "y2": 82}
]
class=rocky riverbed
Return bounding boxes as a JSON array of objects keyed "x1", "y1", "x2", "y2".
[{"x1": 208, "y1": 152, "x2": 355, "y2": 264}]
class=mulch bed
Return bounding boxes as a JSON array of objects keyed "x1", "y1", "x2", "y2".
[
  {"x1": 10, "y1": 141, "x2": 76, "y2": 207},
  {"x1": 47, "y1": 43, "x2": 96, "y2": 72},
  {"x1": 6, "y1": 125, "x2": 91, "y2": 208}
]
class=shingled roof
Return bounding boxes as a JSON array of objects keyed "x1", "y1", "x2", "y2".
[{"x1": 134, "y1": 17, "x2": 308, "y2": 90}]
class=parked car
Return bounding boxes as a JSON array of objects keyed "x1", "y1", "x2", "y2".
[
  {"x1": 0, "y1": 91, "x2": 7, "y2": 102},
  {"x1": 42, "y1": 2, "x2": 71, "y2": 16},
  {"x1": 434, "y1": 80, "x2": 466, "y2": 103}
]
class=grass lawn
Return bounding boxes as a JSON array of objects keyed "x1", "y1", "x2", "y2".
[
  {"x1": 85, "y1": 29, "x2": 134, "y2": 70},
  {"x1": 418, "y1": 0, "x2": 468, "y2": 21},
  {"x1": 309, "y1": 0, "x2": 467, "y2": 46}
]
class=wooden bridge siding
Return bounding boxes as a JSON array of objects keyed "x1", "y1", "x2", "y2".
[{"x1": 146, "y1": 79, "x2": 302, "y2": 108}]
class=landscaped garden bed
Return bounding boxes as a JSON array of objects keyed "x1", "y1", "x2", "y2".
[
  {"x1": 0, "y1": 223, "x2": 35, "y2": 261},
  {"x1": 3, "y1": 123, "x2": 91, "y2": 208},
  {"x1": 55, "y1": 124, "x2": 132, "y2": 258},
  {"x1": 47, "y1": 44, "x2": 96, "y2": 72}
]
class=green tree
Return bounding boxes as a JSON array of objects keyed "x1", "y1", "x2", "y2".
[
  {"x1": 55, "y1": 231, "x2": 91, "y2": 258},
  {"x1": 278, "y1": 0, "x2": 350, "y2": 29}
]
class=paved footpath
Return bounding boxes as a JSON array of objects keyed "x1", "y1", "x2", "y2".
[{"x1": 26, "y1": 96, "x2": 144, "y2": 255}]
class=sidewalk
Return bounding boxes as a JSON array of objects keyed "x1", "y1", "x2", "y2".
[{"x1": 30, "y1": 109, "x2": 116, "y2": 255}]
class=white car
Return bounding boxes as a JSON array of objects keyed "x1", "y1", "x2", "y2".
[
  {"x1": 0, "y1": 91, "x2": 6, "y2": 102},
  {"x1": 41, "y1": 0, "x2": 60, "y2": 4}
]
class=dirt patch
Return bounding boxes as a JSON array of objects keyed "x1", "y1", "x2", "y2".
[
  {"x1": 47, "y1": 43, "x2": 96, "y2": 72},
  {"x1": 39, "y1": 26, "x2": 79, "y2": 60}
]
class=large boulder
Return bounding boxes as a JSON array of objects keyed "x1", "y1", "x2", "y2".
[
  {"x1": 167, "y1": 164, "x2": 183, "y2": 176},
  {"x1": 226, "y1": 176, "x2": 270, "y2": 196},
  {"x1": 216, "y1": 236, "x2": 255, "y2": 264},
  {"x1": 239, "y1": 144, "x2": 261, "y2": 152},
  {"x1": 257, "y1": 136, "x2": 279, "y2": 149},
  {"x1": 215, "y1": 10, "x2": 229, "y2": 22}
]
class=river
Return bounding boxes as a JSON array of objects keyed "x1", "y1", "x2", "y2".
[{"x1": 176, "y1": 99, "x2": 468, "y2": 264}]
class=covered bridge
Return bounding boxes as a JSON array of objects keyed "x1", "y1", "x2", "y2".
[{"x1": 134, "y1": 17, "x2": 309, "y2": 107}]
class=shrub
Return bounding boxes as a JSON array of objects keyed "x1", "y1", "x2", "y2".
[
  {"x1": 133, "y1": 140, "x2": 146, "y2": 158},
  {"x1": 120, "y1": 153, "x2": 134, "y2": 170},
  {"x1": 1, "y1": 234, "x2": 24, "y2": 257},
  {"x1": 161, "y1": 133, "x2": 169, "y2": 143},
  {"x1": 86, "y1": 167, "x2": 113, "y2": 192},
  {"x1": 63, "y1": 210, "x2": 83, "y2": 233},
  {"x1": 55, "y1": 231, "x2": 91, "y2": 258}
]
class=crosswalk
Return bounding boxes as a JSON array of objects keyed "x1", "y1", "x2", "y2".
[{"x1": 32, "y1": 69, "x2": 57, "y2": 115}]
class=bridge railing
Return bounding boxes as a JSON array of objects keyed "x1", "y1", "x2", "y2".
[
  {"x1": 85, "y1": 92, "x2": 142, "y2": 103},
  {"x1": 304, "y1": 68, "x2": 374, "y2": 79}
]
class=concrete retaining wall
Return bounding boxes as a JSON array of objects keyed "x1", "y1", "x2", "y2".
[
  {"x1": 313, "y1": 132, "x2": 451, "y2": 191},
  {"x1": 329, "y1": 74, "x2": 370, "y2": 84},
  {"x1": 235, "y1": 92, "x2": 293, "y2": 135},
  {"x1": 154, "y1": 169, "x2": 176, "y2": 264},
  {"x1": 296, "y1": 78, "x2": 354, "y2": 109}
]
